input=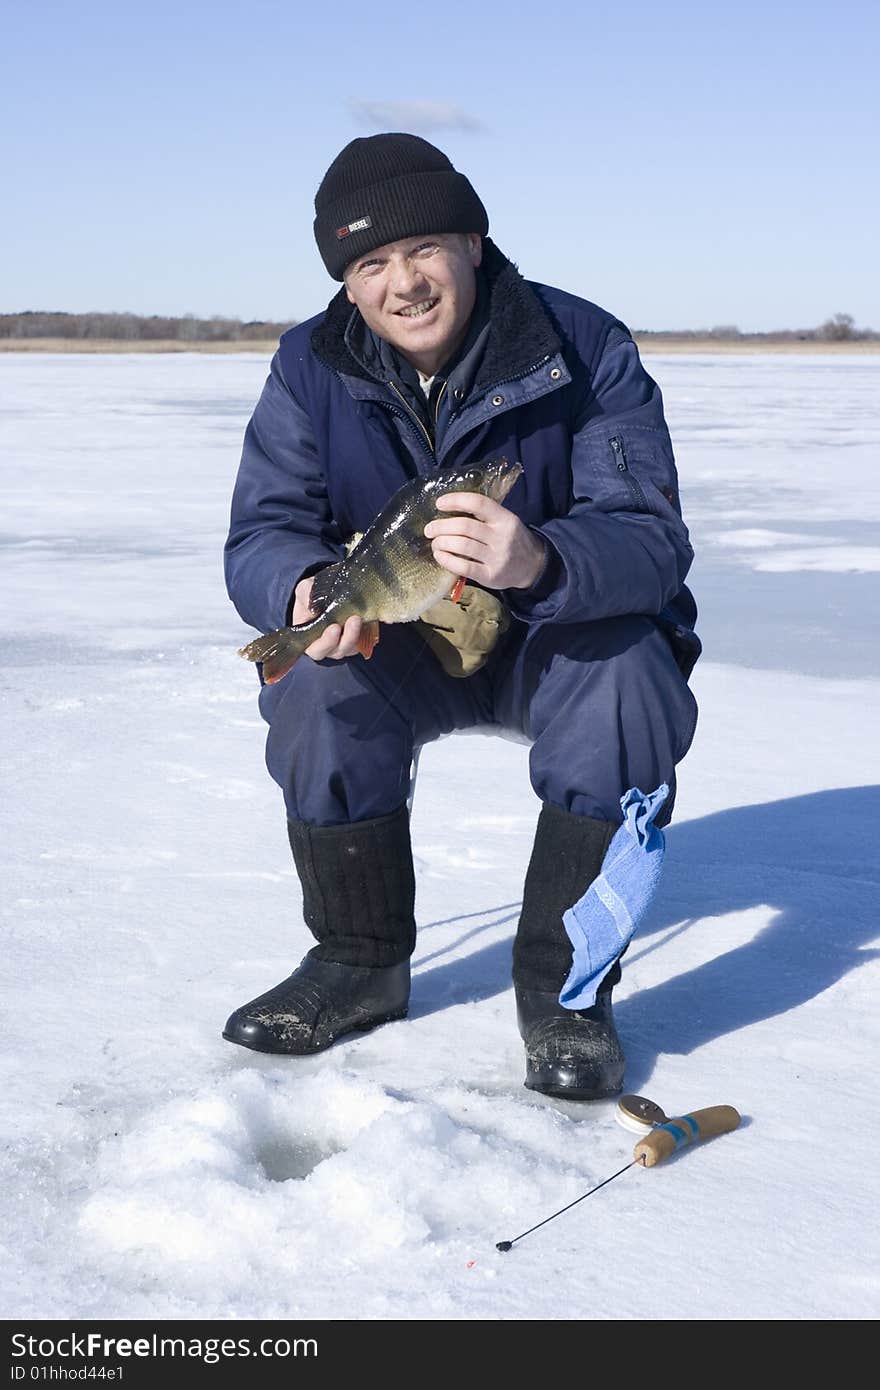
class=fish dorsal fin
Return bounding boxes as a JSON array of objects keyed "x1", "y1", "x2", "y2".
[{"x1": 308, "y1": 561, "x2": 344, "y2": 615}]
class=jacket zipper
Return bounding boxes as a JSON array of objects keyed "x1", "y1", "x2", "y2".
[
  {"x1": 609, "y1": 435, "x2": 649, "y2": 512},
  {"x1": 388, "y1": 379, "x2": 436, "y2": 458}
]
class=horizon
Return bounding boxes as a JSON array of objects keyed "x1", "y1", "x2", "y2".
[
  {"x1": 2, "y1": 307, "x2": 876, "y2": 338},
  {"x1": 3, "y1": 0, "x2": 878, "y2": 332}
]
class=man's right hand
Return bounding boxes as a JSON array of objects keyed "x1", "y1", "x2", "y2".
[{"x1": 292, "y1": 574, "x2": 363, "y2": 661}]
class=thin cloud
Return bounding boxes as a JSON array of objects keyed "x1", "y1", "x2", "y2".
[{"x1": 349, "y1": 100, "x2": 484, "y2": 134}]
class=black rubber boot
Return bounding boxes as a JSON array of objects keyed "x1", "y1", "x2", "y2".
[
  {"x1": 513, "y1": 802, "x2": 625, "y2": 1100},
  {"x1": 515, "y1": 983, "x2": 625, "y2": 1100},
  {"x1": 222, "y1": 955, "x2": 410, "y2": 1055},
  {"x1": 223, "y1": 806, "x2": 415, "y2": 1055}
]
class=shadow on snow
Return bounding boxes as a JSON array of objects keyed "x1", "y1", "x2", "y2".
[{"x1": 411, "y1": 786, "x2": 880, "y2": 1086}]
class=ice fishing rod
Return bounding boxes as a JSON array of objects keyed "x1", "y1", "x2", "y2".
[{"x1": 495, "y1": 1095, "x2": 741, "y2": 1252}]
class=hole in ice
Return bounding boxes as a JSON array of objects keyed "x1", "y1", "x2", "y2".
[{"x1": 256, "y1": 1136, "x2": 340, "y2": 1183}]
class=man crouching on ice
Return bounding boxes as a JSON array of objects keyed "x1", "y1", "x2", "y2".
[{"x1": 222, "y1": 133, "x2": 701, "y2": 1099}]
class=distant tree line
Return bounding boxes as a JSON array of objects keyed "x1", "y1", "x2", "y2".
[
  {"x1": 0, "y1": 311, "x2": 296, "y2": 341},
  {"x1": 636, "y1": 313, "x2": 878, "y2": 342},
  {"x1": 2, "y1": 309, "x2": 875, "y2": 344}
]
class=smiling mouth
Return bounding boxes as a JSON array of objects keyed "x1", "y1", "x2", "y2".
[{"x1": 395, "y1": 298, "x2": 439, "y2": 319}]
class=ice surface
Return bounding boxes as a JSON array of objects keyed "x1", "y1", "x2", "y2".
[
  {"x1": 649, "y1": 352, "x2": 880, "y2": 676},
  {"x1": 1, "y1": 351, "x2": 878, "y2": 1320}
]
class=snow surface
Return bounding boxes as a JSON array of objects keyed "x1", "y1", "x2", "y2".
[{"x1": 1, "y1": 351, "x2": 878, "y2": 1321}]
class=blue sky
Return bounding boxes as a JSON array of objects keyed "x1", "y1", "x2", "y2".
[{"x1": 2, "y1": 0, "x2": 877, "y2": 330}]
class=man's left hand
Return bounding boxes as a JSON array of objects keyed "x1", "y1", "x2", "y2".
[{"x1": 424, "y1": 493, "x2": 547, "y2": 590}]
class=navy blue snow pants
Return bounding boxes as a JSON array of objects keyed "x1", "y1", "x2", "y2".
[{"x1": 257, "y1": 614, "x2": 698, "y2": 830}]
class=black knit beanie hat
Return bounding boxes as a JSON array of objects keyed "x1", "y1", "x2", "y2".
[{"x1": 314, "y1": 133, "x2": 489, "y2": 280}]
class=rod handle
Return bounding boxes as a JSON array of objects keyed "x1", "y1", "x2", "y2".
[{"x1": 634, "y1": 1105, "x2": 741, "y2": 1168}]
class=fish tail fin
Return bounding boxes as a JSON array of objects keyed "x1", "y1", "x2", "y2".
[
  {"x1": 356, "y1": 620, "x2": 381, "y2": 660},
  {"x1": 238, "y1": 627, "x2": 314, "y2": 684}
]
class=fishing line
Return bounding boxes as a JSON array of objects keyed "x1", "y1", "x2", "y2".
[{"x1": 495, "y1": 1157, "x2": 645, "y2": 1251}]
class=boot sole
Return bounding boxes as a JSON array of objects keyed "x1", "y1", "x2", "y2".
[{"x1": 222, "y1": 1008, "x2": 408, "y2": 1056}]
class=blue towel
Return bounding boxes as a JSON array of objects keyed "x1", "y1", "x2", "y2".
[{"x1": 559, "y1": 783, "x2": 670, "y2": 1010}]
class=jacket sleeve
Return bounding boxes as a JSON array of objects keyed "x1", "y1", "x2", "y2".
[
  {"x1": 504, "y1": 325, "x2": 694, "y2": 625},
  {"x1": 224, "y1": 352, "x2": 344, "y2": 635}
]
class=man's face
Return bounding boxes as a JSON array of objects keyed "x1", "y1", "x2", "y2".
[{"x1": 344, "y1": 232, "x2": 482, "y2": 376}]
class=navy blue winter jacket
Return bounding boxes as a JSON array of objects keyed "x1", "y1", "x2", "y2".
[{"x1": 225, "y1": 239, "x2": 700, "y2": 676}]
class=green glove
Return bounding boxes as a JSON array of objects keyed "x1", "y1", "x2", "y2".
[{"x1": 415, "y1": 585, "x2": 511, "y2": 677}]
